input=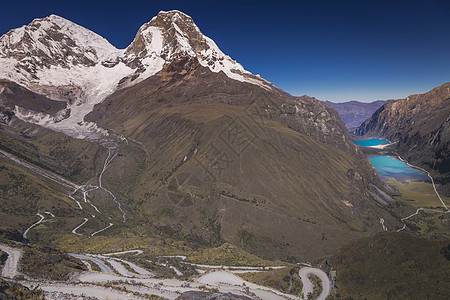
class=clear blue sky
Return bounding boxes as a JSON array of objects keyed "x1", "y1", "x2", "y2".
[{"x1": 1, "y1": 0, "x2": 449, "y2": 102}]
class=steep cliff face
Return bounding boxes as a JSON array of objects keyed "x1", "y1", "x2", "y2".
[
  {"x1": 0, "y1": 80, "x2": 68, "y2": 123},
  {"x1": 356, "y1": 83, "x2": 450, "y2": 191},
  {"x1": 121, "y1": 10, "x2": 271, "y2": 89}
]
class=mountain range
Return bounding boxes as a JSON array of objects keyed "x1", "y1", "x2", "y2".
[
  {"x1": 324, "y1": 100, "x2": 391, "y2": 129},
  {"x1": 0, "y1": 12, "x2": 268, "y2": 127},
  {"x1": 0, "y1": 10, "x2": 401, "y2": 263}
]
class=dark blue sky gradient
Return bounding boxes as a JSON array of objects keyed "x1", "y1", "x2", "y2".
[{"x1": 2, "y1": 0, "x2": 449, "y2": 102}]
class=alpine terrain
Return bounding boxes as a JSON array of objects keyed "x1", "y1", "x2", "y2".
[{"x1": 0, "y1": 10, "x2": 433, "y2": 299}]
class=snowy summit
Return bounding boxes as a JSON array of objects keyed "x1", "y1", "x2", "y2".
[{"x1": 0, "y1": 10, "x2": 272, "y2": 136}]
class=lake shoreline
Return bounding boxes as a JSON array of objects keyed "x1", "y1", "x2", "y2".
[{"x1": 354, "y1": 138, "x2": 450, "y2": 207}]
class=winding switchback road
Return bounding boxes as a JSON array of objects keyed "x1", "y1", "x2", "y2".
[
  {"x1": 69, "y1": 253, "x2": 115, "y2": 274},
  {"x1": 2, "y1": 242, "x2": 331, "y2": 299},
  {"x1": 104, "y1": 250, "x2": 143, "y2": 256},
  {"x1": 0, "y1": 244, "x2": 23, "y2": 278},
  {"x1": 71, "y1": 218, "x2": 88, "y2": 235},
  {"x1": 23, "y1": 213, "x2": 45, "y2": 241},
  {"x1": 298, "y1": 267, "x2": 331, "y2": 300},
  {"x1": 99, "y1": 150, "x2": 126, "y2": 221},
  {"x1": 91, "y1": 223, "x2": 113, "y2": 236}
]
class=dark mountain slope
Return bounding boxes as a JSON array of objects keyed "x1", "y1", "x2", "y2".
[
  {"x1": 89, "y1": 57, "x2": 355, "y2": 153},
  {"x1": 0, "y1": 79, "x2": 67, "y2": 122}
]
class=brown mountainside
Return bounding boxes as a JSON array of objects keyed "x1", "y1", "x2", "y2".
[
  {"x1": 86, "y1": 56, "x2": 400, "y2": 261},
  {"x1": 328, "y1": 232, "x2": 450, "y2": 299}
]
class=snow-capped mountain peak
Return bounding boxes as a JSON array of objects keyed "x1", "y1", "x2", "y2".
[
  {"x1": 0, "y1": 11, "x2": 272, "y2": 138},
  {"x1": 46, "y1": 14, "x2": 121, "y2": 61},
  {"x1": 124, "y1": 10, "x2": 272, "y2": 88},
  {"x1": 0, "y1": 14, "x2": 121, "y2": 71}
]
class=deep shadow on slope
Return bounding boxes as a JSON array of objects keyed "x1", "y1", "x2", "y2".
[{"x1": 0, "y1": 79, "x2": 67, "y2": 116}]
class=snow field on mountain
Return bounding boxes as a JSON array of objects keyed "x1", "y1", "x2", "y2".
[{"x1": 0, "y1": 11, "x2": 272, "y2": 131}]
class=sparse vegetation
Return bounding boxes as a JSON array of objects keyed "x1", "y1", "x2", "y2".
[
  {"x1": 21, "y1": 245, "x2": 87, "y2": 280},
  {"x1": 241, "y1": 267, "x2": 302, "y2": 295},
  {"x1": 385, "y1": 178, "x2": 450, "y2": 207},
  {"x1": 0, "y1": 279, "x2": 44, "y2": 299},
  {"x1": 328, "y1": 232, "x2": 450, "y2": 299},
  {"x1": 402, "y1": 209, "x2": 450, "y2": 240},
  {"x1": 186, "y1": 243, "x2": 279, "y2": 266},
  {"x1": 308, "y1": 273, "x2": 322, "y2": 299}
]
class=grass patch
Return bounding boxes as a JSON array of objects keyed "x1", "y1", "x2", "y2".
[
  {"x1": 0, "y1": 279, "x2": 44, "y2": 299},
  {"x1": 385, "y1": 178, "x2": 450, "y2": 207},
  {"x1": 186, "y1": 243, "x2": 282, "y2": 267},
  {"x1": 329, "y1": 231, "x2": 450, "y2": 299},
  {"x1": 403, "y1": 210, "x2": 450, "y2": 239},
  {"x1": 241, "y1": 267, "x2": 302, "y2": 295},
  {"x1": 307, "y1": 273, "x2": 322, "y2": 299},
  {"x1": 21, "y1": 245, "x2": 87, "y2": 280}
]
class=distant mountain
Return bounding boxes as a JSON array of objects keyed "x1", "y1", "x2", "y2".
[
  {"x1": 324, "y1": 100, "x2": 391, "y2": 129},
  {"x1": 355, "y1": 83, "x2": 450, "y2": 194}
]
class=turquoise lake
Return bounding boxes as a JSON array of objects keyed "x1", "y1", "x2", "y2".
[
  {"x1": 353, "y1": 139, "x2": 429, "y2": 182},
  {"x1": 353, "y1": 138, "x2": 389, "y2": 147},
  {"x1": 369, "y1": 156, "x2": 429, "y2": 182}
]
